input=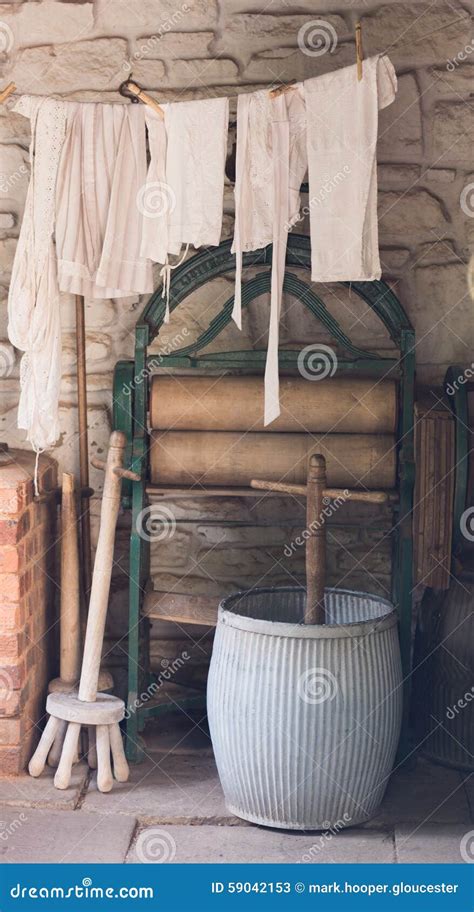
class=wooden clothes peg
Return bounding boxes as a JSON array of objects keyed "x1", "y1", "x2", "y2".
[
  {"x1": 0, "y1": 82, "x2": 16, "y2": 104},
  {"x1": 269, "y1": 81, "x2": 297, "y2": 99},
  {"x1": 119, "y1": 78, "x2": 164, "y2": 118},
  {"x1": 355, "y1": 22, "x2": 363, "y2": 81}
]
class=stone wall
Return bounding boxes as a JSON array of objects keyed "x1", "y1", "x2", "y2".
[{"x1": 0, "y1": 1, "x2": 472, "y2": 685}]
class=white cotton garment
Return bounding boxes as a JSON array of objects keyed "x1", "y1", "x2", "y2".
[
  {"x1": 140, "y1": 107, "x2": 169, "y2": 266},
  {"x1": 8, "y1": 96, "x2": 73, "y2": 451},
  {"x1": 304, "y1": 54, "x2": 397, "y2": 282},
  {"x1": 164, "y1": 97, "x2": 229, "y2": 255},
  {"x1": 231, "y1": 87, "x2": 307, "y2": 424},
  {"x1": 55, "y1": 102, "x2": 153, "y2": 299},
  {"x1": 141, "y1": 97, "x2": 229, "y2": 322}
]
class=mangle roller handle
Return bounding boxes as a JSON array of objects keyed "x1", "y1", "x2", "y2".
[{"x1": 249, "y1": 478, "x2": 394, "y2": 504}]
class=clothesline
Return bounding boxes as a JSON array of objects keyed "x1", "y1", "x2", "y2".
[{"x1": 6, "y1": 50, "x2": 396, "y2": 456}]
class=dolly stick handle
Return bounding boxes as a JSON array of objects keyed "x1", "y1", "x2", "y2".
[
  {"x1": 79, "y1": 432, "x2": 126, "y2": 702},
  {"x1": 60, "y1": 473, "x2": 81, "y2": 684},
  {"x1": 305, "y1": 454, "x2": 327, "y2": 625}
]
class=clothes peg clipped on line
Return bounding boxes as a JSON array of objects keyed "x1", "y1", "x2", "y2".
[
  {"x1": 269, "y1": 80, "x2": 297, "y2": 99},
  {"x1": 355, "y1": 22, "x2": 363, "y2": 81},
  {"x1": 118, "y1": 77, "x2": 164, "y2": 119},
  {"x1": 0, "y1": 83, "x2": 16, "y2": 105}
]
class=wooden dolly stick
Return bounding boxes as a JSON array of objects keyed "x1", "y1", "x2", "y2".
[
  {"x1": 47, "y1": 473, "x2": 81, "y2": 767},
  {"x1": 29, "y1": 432, "x2": 138, "y2": 791},
  {"x1": 76, "y1": 293, "x2": 92, "y2": 603},
  {"x1": 306, "y1": 454, "x2": 326, "y2": 625}
]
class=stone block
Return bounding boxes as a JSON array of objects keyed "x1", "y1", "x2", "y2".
[
  {"x1": 82, "y1": 754, "x2": 233, "y2": 823},
  {"x1": 0, "y1": 0, "x2": 94, "y2": 48},
  {"x1": 395, "y1": 824, "x2": 471, "y2": 864},
  {"x1": 0, "y1": 808, "x2": 135, "y2": 863},
  {"x1": 127, "y1": 823, "x2": 394, "y2": 863},
  {"x1": 243, "y1": 43, "x2": 355, "y2": 82},
  {"x1": 414, "y1": 262, "x2": 473, "y2": 370},
  {"x1": 379, "y1": 190, "x2": 448, "y2": 240},
  {"x1": 10, "y1": 38, "x2": 128, "y2": 94},
  {"x1": 165, "y1": 58, "x2": 238, "y2": 86},
  {"x1": 432, "y1": 102, "x2": 474, "y2": 165},
  {"x1": 378, "y1": 74, "x2": 422, "y2": 157},
  {"x1": 362, "y1": 3, "x2": 471, "y2": 68},
  {"x1": 95, "y1": 0, "x2": 218, "y2": 34}
]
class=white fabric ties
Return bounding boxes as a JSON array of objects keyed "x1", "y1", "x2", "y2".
[
  {"x1": 264, "y1": 102, "x2": 290, "y2": 426},
  {"x1": 159, "y1": 244, "x2": 190, "y2": 322}
]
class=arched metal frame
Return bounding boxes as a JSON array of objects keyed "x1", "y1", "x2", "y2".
[{"x1": 113, "y1": 235, "x2": 416, "y2": 762}]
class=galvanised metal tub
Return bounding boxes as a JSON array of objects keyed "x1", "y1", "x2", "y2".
[{"x1": 207, "y1": 586, "x2": 402, "y2": 830}]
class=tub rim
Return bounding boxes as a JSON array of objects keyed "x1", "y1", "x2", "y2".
[{"x1": 218, "y1": 585, "x2": 398, "y2": 639}]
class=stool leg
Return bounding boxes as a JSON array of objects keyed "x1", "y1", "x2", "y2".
[
  {"x1": 29, "y1": 715, "x2": 61, "y2": 777},
  {"x1": 109, "y1": 723, "x2": 129, "y2": 782},
  {"x1": 47, "y1": 718, "x2": 68, "y2": 768},
  {"x1": 96, "y1": 725, "x2": 113, "y2": 793},
  {"x1": 87, "y1": 726, "x2": 97, "y2": 770},
  {"x1": 54, "y1": 722, "x2": 81, "y2": 790}
]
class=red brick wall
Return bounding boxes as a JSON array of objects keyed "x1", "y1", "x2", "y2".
[{"x1": 0, "y1": 449, "x2": 57, "y2": 775}]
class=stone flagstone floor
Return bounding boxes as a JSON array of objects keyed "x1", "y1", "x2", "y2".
[{"x1": 0, "y1": 713, "x2": 472, "y2": 864}]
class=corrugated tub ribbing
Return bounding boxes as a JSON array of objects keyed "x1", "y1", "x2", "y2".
[{"x1": 207, "y1": 587, "x2": 402, "y2": 830}]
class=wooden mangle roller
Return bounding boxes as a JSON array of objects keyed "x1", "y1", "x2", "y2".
[
  {"x1": 150, "y1": 375, "x2": 397, "y2": 488},
  {"x1": 150, "y1": 431, "x2": 396, "y2": 489},
  {"x1": 150, "y1": 375, "x2": 398, "y2": 434}
]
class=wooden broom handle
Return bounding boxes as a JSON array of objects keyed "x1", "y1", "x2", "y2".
[
  {"x1": 305, "y1": 454, "x2": 326, "y2": 625},
  {"x1": 78, "y1": 431, "x2": 126, "y2": 702},
  {"x1": 76, "y1": 294, "x2": 92, "y2": 602},
  {"x1": 60, "y1": 473, "x2": 81, "y2": 684}
]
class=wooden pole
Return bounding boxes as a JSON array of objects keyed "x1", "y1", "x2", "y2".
[
  {"x1": 59, "y1": 473, "x2": 81, "y2": 684},
  {"x1": 79, "y1": 431, "x2": 126, "y2": 703},
  {"x1": 75, "y1": 294, "x2": 92, "y2": 601},
  {"x1": 305, "y1": 454, "x2": 327, "y2": 625}
]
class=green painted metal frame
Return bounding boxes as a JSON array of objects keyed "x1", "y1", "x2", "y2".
[
  {"x1": 112, "y1": 234, "x2": 416, "y2": 762},
  {"x1": 444, "y1": 365, "x2": 471, "y2": 562}
]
